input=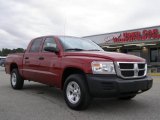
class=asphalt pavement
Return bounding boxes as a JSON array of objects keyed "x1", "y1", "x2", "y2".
[{"x1": 0, "y1": 66, "x2": 160, "y2": 120}]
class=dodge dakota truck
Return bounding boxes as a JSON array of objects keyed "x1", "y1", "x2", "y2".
[{"x1": 5, "y1": 36, "x2": 153, "y2": 110}]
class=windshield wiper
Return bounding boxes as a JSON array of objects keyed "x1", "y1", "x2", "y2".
[{"x1": 65, "y1": 48, "x2": 85, "y2": 51}]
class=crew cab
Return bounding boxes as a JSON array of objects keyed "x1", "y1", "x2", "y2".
[{"x1": 5, "y1": 36, "x2": 153, "y2": 110}]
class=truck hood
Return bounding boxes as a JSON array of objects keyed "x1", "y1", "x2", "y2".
[{"x1": 64, "y1": 51, "x2": 145, "y2": 62}]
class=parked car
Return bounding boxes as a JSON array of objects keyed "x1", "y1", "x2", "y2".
[
  {"x1": 5, "y1": 36, "x2": 153, "y2": 110},
  {"x1": 0, "y1": 57, "x2": 6, "y2": 67}
]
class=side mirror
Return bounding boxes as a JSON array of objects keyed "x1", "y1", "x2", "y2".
[{"x1": 44, "y1": 47, "x2": 59, "y2": 53}]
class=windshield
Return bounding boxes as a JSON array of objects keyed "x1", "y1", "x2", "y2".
[{"x1": 59, "y1": 36, "x2": 104, "y2": 52}]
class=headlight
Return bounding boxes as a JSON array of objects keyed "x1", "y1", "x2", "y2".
[{"x1": 91, "y1": 61, "x2": 116, "y2": 74}]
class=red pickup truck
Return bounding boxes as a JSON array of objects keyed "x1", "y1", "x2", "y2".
[{"x1": 5, "y1": 36, "x2": 153, "y2": 110}]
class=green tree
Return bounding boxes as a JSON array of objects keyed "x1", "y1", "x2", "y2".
[{"x1": 0, "y1": 48, "x2": 24, "y2": 56}]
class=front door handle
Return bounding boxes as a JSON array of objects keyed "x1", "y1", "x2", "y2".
[{"x1": 39, "y1": 57, "x2": 44, "y2": 60}]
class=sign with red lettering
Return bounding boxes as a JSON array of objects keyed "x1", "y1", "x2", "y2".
[
  {"x1": 104, "y1": 33, "x2": 121, "y2": 43},
  {"x1": 113, "y1": 29, "x2": 160, "y2": 43}
]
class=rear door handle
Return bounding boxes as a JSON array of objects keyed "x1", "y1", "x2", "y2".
[{"x1": 39, "y1": 57, "x2": 44, "y2": 60}]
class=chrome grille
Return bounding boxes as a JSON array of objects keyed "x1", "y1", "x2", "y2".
[{"x1": 115, "y1": 62, "x2": 147, "y2": 79}]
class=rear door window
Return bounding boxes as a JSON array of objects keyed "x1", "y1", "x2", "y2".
[{"x1": 30, "y1": 38, "x2": 43, "y2": 52}]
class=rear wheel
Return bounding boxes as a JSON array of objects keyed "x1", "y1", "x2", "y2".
[
  {"x1": 64, "y1": 74, "x2": 91, "y2": 110},
  {"x1": 11, "y1": 69, "x2": 24, "y2": 90},
  {"x1": 118, "y1": 95, "x2": 136, "y2": 100}
]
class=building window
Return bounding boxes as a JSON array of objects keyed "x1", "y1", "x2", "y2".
[{"x1": 150, "y1": 48, "x2": 160, "y2": 62}]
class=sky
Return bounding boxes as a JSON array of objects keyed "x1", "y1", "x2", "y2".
[{"x1": 0, "y1": 0, "x2": 160, "y2": 49}]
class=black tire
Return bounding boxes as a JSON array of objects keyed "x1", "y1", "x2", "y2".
[
  {"x1": 63, "y1": 74, "x2": 91, "y2": 110},
  {"x1": 10, "y1": 68, "x2": 24, "y2": 90},
  {"x1": 118, "y1": 95, "x2": 136, "y2": 100}
]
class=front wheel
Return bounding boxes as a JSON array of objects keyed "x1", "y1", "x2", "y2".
[
  {"x1": 63, "y1": 74, "x2": 91, "y2": 110},
  {"x1": 11, "y1": 69, "x2": 24, "y2": 90}
]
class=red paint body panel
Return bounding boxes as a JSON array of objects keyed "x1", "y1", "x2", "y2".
[{"x1": 5, "y1": 36, "x2": 145, "y2": 89}]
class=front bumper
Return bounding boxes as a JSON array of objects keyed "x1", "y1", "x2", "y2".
[{"x1": 86, "y1": 74, "x2": 153, "y2": 98}]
